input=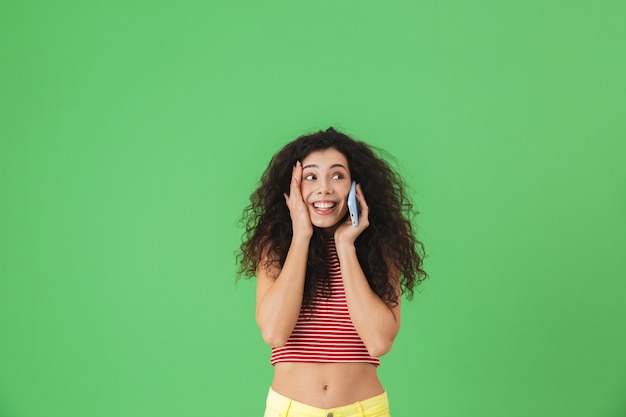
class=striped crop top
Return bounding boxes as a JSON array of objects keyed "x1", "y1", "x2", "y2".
[{"x1": 270, "y1": 238, "x2": 380, "y2": 367}]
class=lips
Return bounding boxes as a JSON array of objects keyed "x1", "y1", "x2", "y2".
[
  {"x1": 309, "y1": 200, "x2": 347, "y2": 227},
  {"x1": 311, "y1": 201, "x2": 339, "y2": 216},
  {"x1": 313, "y1": 201, "x2": 337, "y2": 209}
]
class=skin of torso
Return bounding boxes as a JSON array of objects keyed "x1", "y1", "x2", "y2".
[{"x1": 271, "y1": 362, "x2": 384, "y2": 408}]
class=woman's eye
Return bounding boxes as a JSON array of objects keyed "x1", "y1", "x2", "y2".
[
  {"x1": 304, "y1": 174, "x2": 316, "y2": 180},
  {"x1": 331, "y1": 173, "x2": 345, "y2": 180}
]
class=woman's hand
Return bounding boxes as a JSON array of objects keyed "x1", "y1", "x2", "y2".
[
  {"x1": 334, "y1": 183, "x2": 369, "y2": 246},
  {"x1": 283, "y1": 161, "x2": 313, "y2": 239}
]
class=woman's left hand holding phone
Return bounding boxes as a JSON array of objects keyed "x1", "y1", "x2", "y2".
[{"x1": 334, "y1": 183, "x2": 369, "y2": 246}]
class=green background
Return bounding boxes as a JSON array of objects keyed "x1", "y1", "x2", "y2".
[{"x1": 1, "y1": 1, "x2": 625, "y2": 416}]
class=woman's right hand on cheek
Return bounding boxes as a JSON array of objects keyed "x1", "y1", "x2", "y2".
[{"x1": 283, "y1": 161, "x2": 313, "y2": 239}]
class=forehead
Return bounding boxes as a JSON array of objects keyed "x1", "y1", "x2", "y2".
[{"x1": 301, "y1": 148, "x2": 349, "y2": 169}]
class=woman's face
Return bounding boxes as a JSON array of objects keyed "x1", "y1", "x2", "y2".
[{"x1": 299, "y1": 148, "x2": 352, "y2": 231}]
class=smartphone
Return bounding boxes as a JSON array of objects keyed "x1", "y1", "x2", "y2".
[{"x1": 347, "y1": 180, "x2": 358, "y2": 227}]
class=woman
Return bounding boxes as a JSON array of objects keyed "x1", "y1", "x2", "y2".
[{"x1": 238, "y1": 127, "x2": 426, "y2": 416}]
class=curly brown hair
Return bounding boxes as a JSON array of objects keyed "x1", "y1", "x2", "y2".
[{"x1": 237, "y1": 127, "x2": 427, "y2": 308}]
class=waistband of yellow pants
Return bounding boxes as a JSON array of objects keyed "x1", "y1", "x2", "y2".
[{"x1": 266, "y1": 387, "x2": 389, "y2": 417}]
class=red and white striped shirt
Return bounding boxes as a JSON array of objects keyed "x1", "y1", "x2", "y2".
[{"x1": 270, "y1": 238, "x2": 380, "y2": 367}]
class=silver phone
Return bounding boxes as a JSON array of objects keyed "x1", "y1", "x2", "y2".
[{"x1": 348, "y1": 181, "x2": 358, "y2": 227}]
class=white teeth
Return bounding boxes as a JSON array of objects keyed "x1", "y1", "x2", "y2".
[{"x1": 314, "y1": 202, "x2": 336, "y2": 209}]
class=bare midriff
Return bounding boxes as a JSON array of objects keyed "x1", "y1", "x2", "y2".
[{"x1": 271, "y1": 362, "x2": 384, "y2": 408}]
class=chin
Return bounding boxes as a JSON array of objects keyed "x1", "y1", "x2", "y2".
[
  {"x1": 308, "y1": 215, "x2": 338, "y2": 229},
  {"x1": 312, "y1": 220, "x2": 338, "y2": 230}
]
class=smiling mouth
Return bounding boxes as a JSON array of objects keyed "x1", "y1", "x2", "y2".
[{"x1": 313, "y1": 202, "x2": 337, "y2": 209}]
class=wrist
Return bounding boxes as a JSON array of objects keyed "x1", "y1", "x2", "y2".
[
  {"x1": 334, "y1": 239, "x2": 356, "y2": 257},
  {"x1": 291, "y1": 230, "x2": 313, "y2": 242}
]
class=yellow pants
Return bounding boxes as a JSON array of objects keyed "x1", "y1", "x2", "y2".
[{"x1": 264, "y1": 388, "x2": 391, "y2": 417}]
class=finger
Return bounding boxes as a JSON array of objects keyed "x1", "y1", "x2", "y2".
[
  {"x1": 291, "y1": 162, "x2": 305, "y2": 198},
  {"x1": 294, "y1": 160, "x2": 303, "y2": 187},
  {"x1": 355, "y1": 183, "x2": 366, "y2": 199},
  {"x1": 290, "y1": 178, "x2": 302, "y2": 201},
  {"x1": 355, "y1": 184, "x2": 369, "y2": 210},
  {"x1": 288, "y1": 164, "x2": 299, "y2": 195},
  {"x1": 355, "y1": 184, "x2": 369, "y2": 224}
]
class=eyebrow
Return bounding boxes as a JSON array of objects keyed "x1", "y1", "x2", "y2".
[{"x1": 302, "y1": 163, "x2": 348, "y2": 170}]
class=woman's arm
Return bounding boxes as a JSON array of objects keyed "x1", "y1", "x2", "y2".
[
  {"x1": 255, "y1": 236, "x2": 310, "y2": 347},
  {"x1": 255, "y1": 161, "x2": 312, "y2": 347},
  {"x1": 335, "y1": 243, "x2": 401, "y2": 357},
  {"x1": 334, "y1": 184, "x2": 401, "y2": 357}
]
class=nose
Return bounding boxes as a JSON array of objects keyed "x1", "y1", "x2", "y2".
[{"x1": 316, "y1": 178, "x2": 332, "y2": 194}]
